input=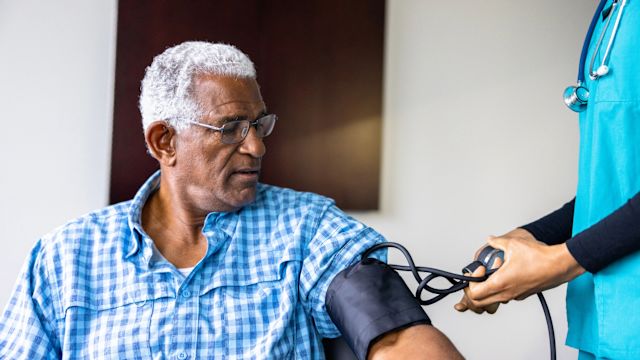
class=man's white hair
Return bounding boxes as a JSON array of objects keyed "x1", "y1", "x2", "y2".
[{"x1": 139, "y1": 41, "x2": 256, "y2": 131}]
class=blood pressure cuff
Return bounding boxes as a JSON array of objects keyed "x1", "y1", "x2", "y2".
[{"x1": 325, "y1": 258, "x2": 431, "y2": 360}]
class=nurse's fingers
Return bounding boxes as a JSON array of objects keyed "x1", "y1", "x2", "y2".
[
  {"x1": 466, "y1": 275, "x2": 509, "y2": 306},
  {"x1": 455, "y1": 266, "x2": 500, "y2": 314}
]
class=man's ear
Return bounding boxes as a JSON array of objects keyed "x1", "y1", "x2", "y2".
[{"x1": 145, "y1": 121, "x2": 177, "y2": 166}]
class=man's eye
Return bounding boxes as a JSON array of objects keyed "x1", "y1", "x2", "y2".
[{"x1": 223, "y1": 121, "x2": 242, "y2": 132}]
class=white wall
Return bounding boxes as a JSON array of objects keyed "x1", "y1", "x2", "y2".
[
  {"x1": 355, "y1": 1, "x2": 593, "y2": 359},
  {"x1": 0, "y1": 1, "x2": 594, "y2": 358},
  {"x1": 0, "y1": 0, "x2": 117, "y2": 304}
]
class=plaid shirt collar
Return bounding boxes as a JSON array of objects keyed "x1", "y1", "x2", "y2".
[{"x1": 124, "y1": 170, "x2": 241, "y2": 261}]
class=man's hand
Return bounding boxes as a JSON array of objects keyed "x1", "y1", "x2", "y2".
[
  {"x1": 368, "y1": 324, "x2": 463, "y2": 360},
  {"x1": 454, "y1": 228, "x2": 585, "y2": 313}
]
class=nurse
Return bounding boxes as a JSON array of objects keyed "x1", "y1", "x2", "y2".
[{"x1": 455, "y1": 0, "x2": 640, "y2": 359}]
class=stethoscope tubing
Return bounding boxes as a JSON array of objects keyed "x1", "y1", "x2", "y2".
[
  {"x1": 577, "y1": 0, "x2": 610, "y2": 84},
  {"x1": 566, "y1": 0, "x2": 626, "y2": 112}
]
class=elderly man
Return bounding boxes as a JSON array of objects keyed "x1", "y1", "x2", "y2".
[{"x1": 0, "y1": 42, "x2": 461, "y2": 359}]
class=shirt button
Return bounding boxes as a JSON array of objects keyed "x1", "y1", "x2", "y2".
[
  {"x1": 177, "y1": 352, "x2": 188, "y2": 360},
  {"x1": 181, "y1": 289, "x2": 191, "y2": 298}
]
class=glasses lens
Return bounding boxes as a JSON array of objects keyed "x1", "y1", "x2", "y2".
[
  {"x1": 220, "y1": 120, "x2": 249, "y2": 144},
  {"x1": 256, "y1": 114, "x2": 277, "y2": 137},
  {"x1": 219, "y1": 115, "x2": 277, "y2": 144}
]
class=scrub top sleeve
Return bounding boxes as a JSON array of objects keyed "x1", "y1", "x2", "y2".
[
  {"x1": 520, "y1": 198, "x2": 575, "y2": 245},
  {"x1": 566, "y1": 190, "x2": 640, "y2": 273}
]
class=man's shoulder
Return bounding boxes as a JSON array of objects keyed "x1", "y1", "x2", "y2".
[
  {"x1": 244, "y1": 184, "x2": 343, "y2": 235},
  {"x1": 256, "y1": 183, "x2": 335, "y2": 210},
  {"x1": 24, "y1": 201, "x2": 136, "y2": 319},
  {"x1": 39, "y1": 200, "x2": 133, "y2": 255}
]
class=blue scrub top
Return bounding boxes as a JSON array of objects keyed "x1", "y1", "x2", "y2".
[{"x1": 568, "y1": 0, "x2": 640, "y2": 358}]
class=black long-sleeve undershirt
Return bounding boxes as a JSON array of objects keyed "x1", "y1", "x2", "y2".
[{"x1": 520, "y1": 191, "x2": 640, "y2": 273}]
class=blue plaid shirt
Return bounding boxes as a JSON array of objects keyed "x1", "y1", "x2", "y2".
[{"x1": 0, "y1": 171, "x2": 385, "y2": 359}]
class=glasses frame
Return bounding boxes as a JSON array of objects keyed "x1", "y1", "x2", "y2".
[{"x1": 187, "y1": 114, "x2": 277, "y2": 145}]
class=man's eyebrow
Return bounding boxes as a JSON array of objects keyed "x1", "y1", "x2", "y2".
[
  {"x1": 218, "y1": 115, "x2": 247, "y2": 123},
  {"x1": 217, "y1": 110, "x2": 269, "y2": 124}
]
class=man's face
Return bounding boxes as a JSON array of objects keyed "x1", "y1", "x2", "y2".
[{"x1": 172, "y1": 74, "x2": 267, "y2": 213}]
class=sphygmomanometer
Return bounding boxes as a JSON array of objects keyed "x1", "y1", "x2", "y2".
[{"x1": 326, "y1": 242, "x2": 556, "y2": 360}]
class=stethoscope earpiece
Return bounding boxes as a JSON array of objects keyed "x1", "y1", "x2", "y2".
[
  {"x1": 590, "y1": 65, "x2": 611, "y2": 80},
  {"x1": 596, "y1": 64, "x2": 610, "y2": 77}
]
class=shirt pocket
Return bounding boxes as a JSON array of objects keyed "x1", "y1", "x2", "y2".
[
  {"x1": 60, "y1": 283, "x2": 162, "y2": 360},
  {"x1": 218, "y1": 260, "x2": 300, "y2": 360}
]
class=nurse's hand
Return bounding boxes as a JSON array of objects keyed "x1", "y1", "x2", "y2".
[
  {"x1": 454, "y1": 228, "x2": 585, "y2": 313},
  {"x1": 454, "y1": 243, "x2": 505, "y2": 314},
  {"x1": 454, "y1": 264, "x2": 503, "y2": 314}
]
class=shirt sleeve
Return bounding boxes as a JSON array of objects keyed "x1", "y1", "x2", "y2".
[
  {"x1": 520, "y1": 191, "x2": 640, "y2": 273},
  {"x1": 298, "y1": 204, "x2": 386, "y2": 338},
  {"x1": 0, "y1": 239, "x2": 61, "y2": 359},
  {"x1": 566, "y1": 191, "x2": 640, "y2": 273},
  {"x1": 520, "y1": 198, "x2": 575, "y2": 245}
]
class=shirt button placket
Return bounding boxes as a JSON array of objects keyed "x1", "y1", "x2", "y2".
[{"x1": 174, "y1": 285, "x2": 197, "y2": 359}]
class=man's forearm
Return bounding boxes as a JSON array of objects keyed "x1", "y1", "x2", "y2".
[{"x1": 368, "y1": 324, "x2": 463, "y2": 360}]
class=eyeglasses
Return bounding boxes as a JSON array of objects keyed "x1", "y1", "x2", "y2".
[{"x1": 187, "y1": 114, "x2": 277, "y2": 145}]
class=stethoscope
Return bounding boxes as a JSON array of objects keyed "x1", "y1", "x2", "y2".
[{"x1": 563, "y1": 0, "x2": 628, "y2": 112}]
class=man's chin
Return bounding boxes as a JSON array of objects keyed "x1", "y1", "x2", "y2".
[{"x1": 228, "y1": 187, "x2": 258, "y2": 210}]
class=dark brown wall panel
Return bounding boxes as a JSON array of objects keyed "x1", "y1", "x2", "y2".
[{"x1": 111, "y1": 0, "x2": 384, "y2": 210}]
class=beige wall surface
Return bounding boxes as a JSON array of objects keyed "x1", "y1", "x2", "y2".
[{"x1": 0, "y1": 0, "x2": 117, "y2": 305}]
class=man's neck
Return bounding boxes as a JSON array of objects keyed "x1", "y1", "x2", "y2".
[{"x1": 141, "y1": 178, "x2": 209, "y2": 268}]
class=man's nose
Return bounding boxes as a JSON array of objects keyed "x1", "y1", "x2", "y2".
[{"x1": 238, "y1": 126, "x2": 266, "y2": 158}]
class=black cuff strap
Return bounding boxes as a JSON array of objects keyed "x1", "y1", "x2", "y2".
[{"x1": 326, "y1": 258, "x2": 431, "y2": 360}]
